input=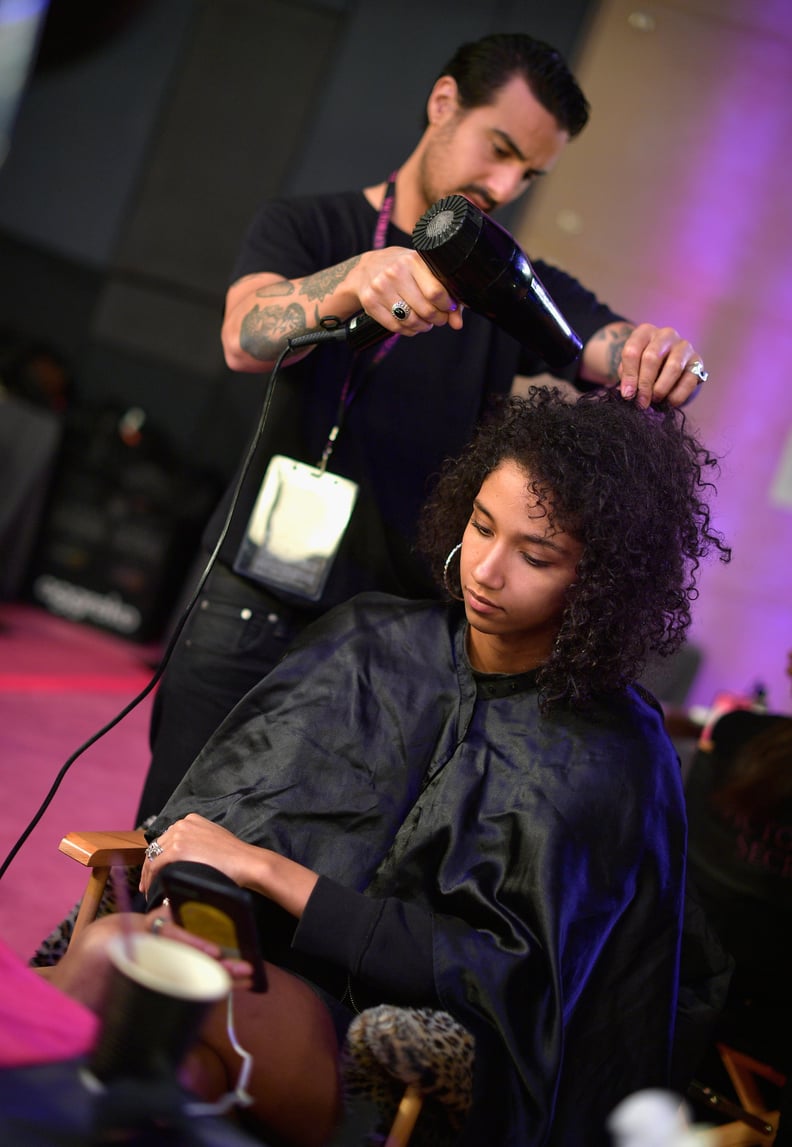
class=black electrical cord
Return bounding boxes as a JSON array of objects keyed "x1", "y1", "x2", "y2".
[{"x1": 0, "y1": 329, "x2": 340, "y2": 881}]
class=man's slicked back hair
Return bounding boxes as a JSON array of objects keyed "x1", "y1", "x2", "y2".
[{"x1": 435, "y1": 32, "x2": 590, "y2": 138}]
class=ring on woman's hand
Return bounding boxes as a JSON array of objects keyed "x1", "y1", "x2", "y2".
[
  {"x1": 150, "y1": 915, "x2": 167, "y2": 936},
  {"x1": 688, "y1": 360, "x2": 709, "y2": 384},
  {"x1": 391, "y1": 299, "x2": 411, "y2": 321},
  {"x1": 144, "y1": 840, "x2": 163, "y2": 862}
]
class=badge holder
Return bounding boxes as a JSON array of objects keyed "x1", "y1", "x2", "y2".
[{"x1": 233, "y1": 454, "x2": 358, "y2": 602}]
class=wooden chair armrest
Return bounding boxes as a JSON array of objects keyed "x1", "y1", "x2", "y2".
[
  {"x1": 58, "y1": 829, "x2": 148, "y2": 946},
  {"x1": 58, "y1": 829, "x2": 148, "y2": 867}
]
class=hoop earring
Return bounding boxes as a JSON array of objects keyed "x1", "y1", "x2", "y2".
[{"x1": 442, "y1": 542, "x2": 464, "y2": 601}]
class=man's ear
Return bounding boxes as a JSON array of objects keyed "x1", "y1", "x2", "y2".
[{"x1": 426, "y1": 75, "x2": 460, "y2": 125}]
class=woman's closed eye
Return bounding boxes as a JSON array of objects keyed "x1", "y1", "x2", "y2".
[
  {"x1": 471, "y1": 519, "x2": 551, "y2": 568},
  {"x1": 521, "y1": 552, "x2": 551, "y2": 568}
]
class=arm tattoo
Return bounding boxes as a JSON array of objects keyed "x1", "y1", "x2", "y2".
[
  {"x1": 239, "y1": 255, "x2": 361, "y2": 358},
  {"x1": 593, "y1": 322, "x2": 634, "y2": 382},
  {"x1": 240, "y1": 302, "x2": 307, "y2": 360},
  {"x1": 301, "y1": 256, "x2": 361, "y2": 302}
]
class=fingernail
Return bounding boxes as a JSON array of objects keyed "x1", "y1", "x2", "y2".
[{"x1": 621, "y1": 383, "x2": 636, "y2": 399}]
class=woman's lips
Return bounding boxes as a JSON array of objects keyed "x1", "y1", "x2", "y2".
[{"x1": 465, "y1": 587, "x2": 502, "y2": 615}]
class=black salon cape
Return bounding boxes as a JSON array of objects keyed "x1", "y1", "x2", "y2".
[{"x1": 150, "y1": 594, "x2": 686, "y2": 1146}]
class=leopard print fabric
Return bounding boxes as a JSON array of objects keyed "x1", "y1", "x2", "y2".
[
  {"x1": 341, "y1": 1005, "x2": 475, "y2": 1146},
  {"x1": 29, "y1": 864, "x2": 142, "y2": 967}
]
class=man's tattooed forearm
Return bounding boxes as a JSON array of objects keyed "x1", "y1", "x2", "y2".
[
  {"x1": 240, "y1": 303, "x2": 307, "y2": 359},
  {"x1": 301, "y1": 256, "x2": 361, "y2": 302},
  {"x1": 239, "y1": 257, "x2": 361, "y2": 357},
  {"x1": 593, "y1": 322, "x2": 634, "y2": 380},
  {"x1": 248, "y1": 256, "x2": 361, "y2": 319}
]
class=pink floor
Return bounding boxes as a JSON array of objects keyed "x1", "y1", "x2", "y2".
[{"x1": 0, "y1": 603, "x2": 159, "y2": 961}]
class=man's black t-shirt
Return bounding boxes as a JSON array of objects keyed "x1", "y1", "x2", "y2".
[{"x1": 207, "y1": 189, "x2": 623, "y2": 611}]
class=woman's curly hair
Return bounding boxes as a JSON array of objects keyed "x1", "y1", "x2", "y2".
[{"x1": 416, "y1": 386, "x2": 731, "y2": 711}]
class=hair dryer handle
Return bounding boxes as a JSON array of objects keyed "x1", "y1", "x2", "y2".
[{"x1": 344, "y1": 311, "x2": 392, "y2": 351}]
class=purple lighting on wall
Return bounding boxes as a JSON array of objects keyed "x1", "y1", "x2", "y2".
[{"x1": 666, "y1": 13, "x2": 792, "y2": 713}]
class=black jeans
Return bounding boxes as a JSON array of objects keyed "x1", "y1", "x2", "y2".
[{"x1": 135, "y1": 561, "x2": 314, "y2": 824}]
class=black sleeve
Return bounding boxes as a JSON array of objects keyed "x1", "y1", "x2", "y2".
[
  {"x1": 228, "y1": 192, "x2": 378, "y2": 286},
  {"x1": 230, "y1": 197, "x2": 319, "y2": 284},
  {"x1": 292, "y1": 875, "x2": 437, "y2": 1006}
]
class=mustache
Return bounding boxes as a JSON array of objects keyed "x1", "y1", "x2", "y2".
[{"x1": 459, "y1": 185, "x2": 498, "y2": 213}]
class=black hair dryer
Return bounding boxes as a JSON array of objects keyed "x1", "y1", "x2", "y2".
[{"x1": 343, "y1": 194, "x2": 582, "y2": 369}]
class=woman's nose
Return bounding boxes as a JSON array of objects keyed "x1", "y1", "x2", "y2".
[{"x1": 472, "y1": 548, "x2": 505, "y2": 588}]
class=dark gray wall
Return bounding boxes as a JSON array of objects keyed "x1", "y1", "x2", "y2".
[{"x1": 0, "y1": 0, "x2": 599, "y2": 478}]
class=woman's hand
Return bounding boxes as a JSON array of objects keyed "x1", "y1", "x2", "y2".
[
  {"x1": 142, "y1": 905, "x2": 255, "y2": 989},
  {"x1": 141, "y1": 814, "x2": 320, "y2": 921},
  {"x1": 49, "y1": 907, "x2": 254, "y2": 1008},
  {"x1": 139, "y1": 814, "x2": 260, "y2": 898}
]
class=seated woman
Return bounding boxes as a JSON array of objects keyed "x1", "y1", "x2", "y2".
[
  {"x1": 50, "y1": 387, "x2": 731, "y2": 1147},
  {"x1": 685, "y1": 652, "x2": 792, "y2": 1140},
  {"x1": 686, "y1": 667, "x2": 792, "y2": 1037}
]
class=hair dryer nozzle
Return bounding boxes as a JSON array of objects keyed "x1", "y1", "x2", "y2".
[
  {"x1": 412, "y1": 195, "x2": 582, "y2": 369},
  {"x1": 412, "y1": 196, "x2": 485, "y2": 271}
]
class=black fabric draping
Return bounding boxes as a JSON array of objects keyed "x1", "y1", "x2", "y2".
[{"x1": 150, "y1": 594, "x2": 687, "y2": 1146}]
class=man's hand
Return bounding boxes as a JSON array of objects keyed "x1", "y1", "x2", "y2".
[
  {"x1": 223, "y1": 246, "x2": 463, "y2": 373},
  {"x1": 350, "y1": 246, "x2": 464, "y2": 337},
  {"x1": 583, "y1": 320, "x2": 708, "y2": 407}
]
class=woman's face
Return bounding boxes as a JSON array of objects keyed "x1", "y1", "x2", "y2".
[{"x1": 460, "y1": 459, "x2": 582, "y2": 674}]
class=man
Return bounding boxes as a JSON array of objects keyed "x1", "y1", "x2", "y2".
[{"x1": 136, "y1": 32, "x2": 709, "y2": 823}]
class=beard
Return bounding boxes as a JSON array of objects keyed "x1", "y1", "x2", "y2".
[{"x1": 416, "y1": 132, "x2": 497, "y2": 216}]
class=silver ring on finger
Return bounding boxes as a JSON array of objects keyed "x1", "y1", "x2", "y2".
[
  {"x1": 144, "y1": 840, "x2": 163, "y2": 862},
  {"x1": 688, "y1": 359, "x2": 709, "y2": 384},
  {"x1": 391, "y1": 299, "x2": 411, "y2": 321}
]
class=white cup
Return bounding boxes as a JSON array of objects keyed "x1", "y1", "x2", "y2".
[{"x1": 89, "y1": 932, "x2": 230, "y2": 1083}]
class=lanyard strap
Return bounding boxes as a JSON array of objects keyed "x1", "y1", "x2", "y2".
[
  {"x1": 318, "y1": 171, "x2": 400, "y2": 472},
  {"x1": 373, "y1": 171, "x2": 398, "y2": 249}
]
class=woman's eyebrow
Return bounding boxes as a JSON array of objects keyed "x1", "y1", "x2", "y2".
[{"x1": 472, "y1": 497, "x2": 568, "y2": 553}]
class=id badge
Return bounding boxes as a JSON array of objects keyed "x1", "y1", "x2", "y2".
[{"x1": 233, "y1": 455, "x2": 359, "y2": 601}]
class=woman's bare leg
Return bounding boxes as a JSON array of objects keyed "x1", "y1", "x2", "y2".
[
  {"x1": 188, "y1": 964, "x2": 342, "y2": 1147},
  {"x1": 49, "y1": 914, "x2": 342, "y2": 1147}
]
